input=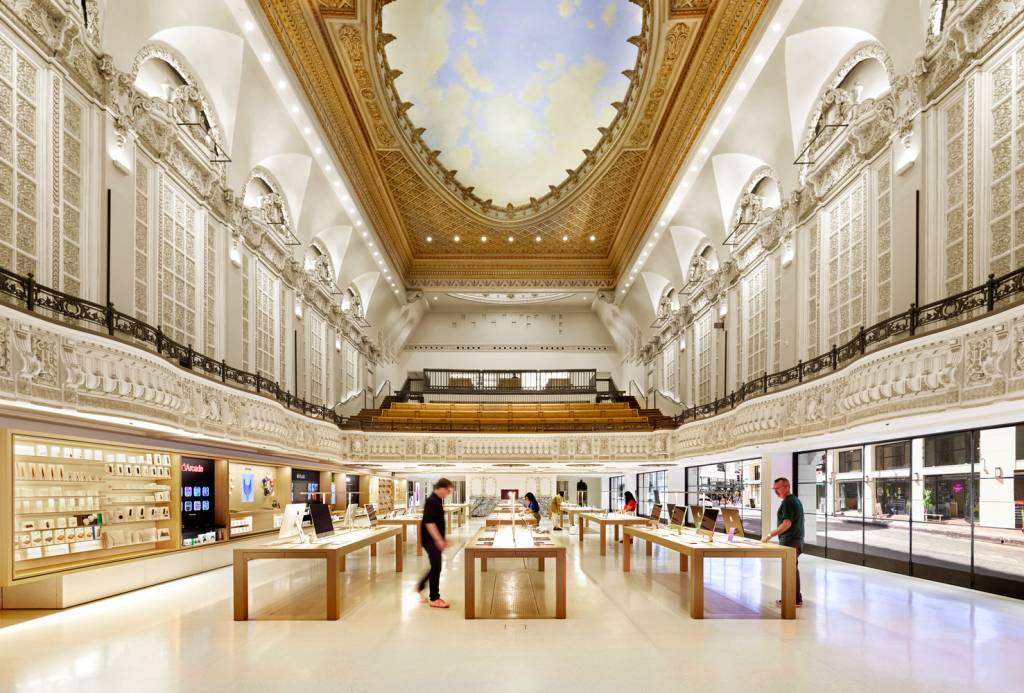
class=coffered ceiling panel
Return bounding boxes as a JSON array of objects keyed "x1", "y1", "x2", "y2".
[{"x1": 259, "y1": 0, "x2": 768, "y2": 289}]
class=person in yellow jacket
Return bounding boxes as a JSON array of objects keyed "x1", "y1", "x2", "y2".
[{"x1": 549, "y1": 491, "x2": 564, "y2": 531}]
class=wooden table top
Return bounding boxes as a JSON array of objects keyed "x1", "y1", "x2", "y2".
[
  {"x1": 624, "y1": 526, "x2": 795, "y2": 557},
  {"x1": 579, "y1": 512, "x2": 650, "y2": 524},
  {"x1": 466, "y1": 526, "x2": 562, "y2": 553},
  {"x1": 234, "y1": 526, "x2": 400, "y2": 556}
]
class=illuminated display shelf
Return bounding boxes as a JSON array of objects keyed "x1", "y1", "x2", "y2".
[{"x1": 9, "y1": 433, "x2": 178, "y2": 579}]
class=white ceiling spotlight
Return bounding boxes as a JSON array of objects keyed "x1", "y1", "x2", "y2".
[{"x1": 261, "y1": 51, "x2": 272, "y2": 63}]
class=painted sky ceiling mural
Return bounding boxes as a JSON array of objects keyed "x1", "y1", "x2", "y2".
[{"x1": 382, "y1": 0, "x2": 641, "y2": 207}]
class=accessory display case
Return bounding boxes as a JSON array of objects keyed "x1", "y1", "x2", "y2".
[{"x1": 6, "y1": 432, "x2": 178, "y2": 580}]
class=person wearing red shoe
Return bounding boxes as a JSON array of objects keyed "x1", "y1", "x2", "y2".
[{"x1": 417, "y1": 478, "x2": 453, "y2": 608}]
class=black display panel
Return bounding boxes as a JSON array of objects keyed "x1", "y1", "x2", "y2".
[
  {"x1": 181, "y1": 456, "x2": 215, "y2": 531},
  {"x1": 309, "y1": 502, "x2": 334, "y2": 538},
  {"x1": 670, "y1": 505, "x2": 686, "y2": 526},
  {"x1": 292, "y1": 468, "x2": 320, "y2": 503}
]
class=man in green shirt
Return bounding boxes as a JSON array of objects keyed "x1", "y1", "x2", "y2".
[{"x1": 763, "y1": 477, "x2": 804, "y2": 607}]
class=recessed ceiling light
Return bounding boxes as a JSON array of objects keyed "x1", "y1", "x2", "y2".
[
  {"x1": 508, "y1": 235, "x2": 514, "y2": 242},
  {"x1": 646, "y1": 242, "x2": 653, "y2": 248},
  {"x1": 535, "y1": 236, "x2": 542, "y2": 242},
  {"x1": 724, "y1": 106, "x2": 733, "y2": 115},
  {"x1": 315, "y1": 147, "x2": 323, "y2": 154},
  {"x1": 711, "y1": 128, "x2": 720, "y2": 136},
  {"x1": 377, "y1": 259, "x2": 384, "y2": 265},
  {"x1": 290, "y1": 105, "x2": 299, "y2": 113},
  {"x1": 432, "y1": 296, "x2": 437, "y2": 301},
  {"x1": 303, "y1": 126, "x2": 312, "y2": 135},
  {"x1": 625, "y1": 283, "x2": 630, "y2": 288},
  {"x1": 454, "y1": 235, "x2": 461, "y2": 242},
  {"x1": 333, "y1": 181, "x2": 340, "y2": 188},
  {"x1": 244, "y1": 20, "x2": 255, "y2": 32},
  {"x1": 653, "y1": 232, "x2": 660, "y2": 239},
  {"x1": 277, "y1": 79, "x2": 286, "y2": 89},
  {"x1": 659, "y1": 221, "x2": 666, "y2": 227},
  {"x1": 690, "y1": 165, "x2": 698, "y2": 172},
  {"x1": 348, "y1": 207, "x2": 356, "y2": 214},
  {"x1": 589, "y1": 235, "x2": 596, "y2": 241},
  {"x1": 426, "y1": 235, "x2": 433, "y2": 242},
  {"x1": 373, "y1": 251, "x2": 379, "y2": 257},
  {"x1": 362, "y1": 231, "x2": 368, "y2": 237},
  {"x1": 562, "y1": 234, "x2": 569, "y2": 241},
  {"x1": 621, "y1": 289, "x2": 626, "y2": 294},
  {"x1": 480, "y1": 235, "x2": 487, "y2": 242},
  {"x1": 369, "y1": 242, "x2": 374, "y2": 248},
  {"x1": 325, "y1": 165, "x2": 333, "y2": 172},
  {"x1": 355, "y1": 220, "x2": 363, "y2": 226},
  {"x1": 753, "y1": 53, "x2": 763, "y2": 64},
  {"x1": 771, "y1": 21, "x2": 781, "y2": 32},
  {"x1": 700, "y1": 146, "x2": 708, "y2": 155},
  {"x1": 261, "y1": 51, "x2": 272, "y2": 63}
]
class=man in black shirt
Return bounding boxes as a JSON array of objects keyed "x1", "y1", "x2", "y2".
[{"x1": 417, "y1": 478, "x2": 453, "y2": 608}]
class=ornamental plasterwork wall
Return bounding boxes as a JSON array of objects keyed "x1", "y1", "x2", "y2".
[
  {"x1": 258, "y1": 0, "x2": 769, "y2": 288},
  {"x1": 5, "y1": 299, "x2": 1024, "y2": 465}
]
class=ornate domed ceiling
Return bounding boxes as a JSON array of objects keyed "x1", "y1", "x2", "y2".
[
  {"x1": 259, "y1": 0, "x2": 769, "y2": 289},
  {"x1": 381, "y1": 0, "x2": 642, "y2": 208}
]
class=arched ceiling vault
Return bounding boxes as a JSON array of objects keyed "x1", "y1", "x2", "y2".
[{"x1": 256, "y1": 0, "x2": 769, "y2": 290}]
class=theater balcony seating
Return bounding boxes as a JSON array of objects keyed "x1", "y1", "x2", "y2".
[{"x1": 346, "y1": 400, "x2": 675, "y2": 433}]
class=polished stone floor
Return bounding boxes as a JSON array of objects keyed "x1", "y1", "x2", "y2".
[{"x1": 2, "y1": 519, "x2": 1024, "y2": 692}]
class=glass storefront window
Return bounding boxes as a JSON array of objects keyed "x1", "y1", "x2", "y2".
[
  {"x1": 875, "y1": 441, "x2": 910, "y2": 471},
  {"x1": 637, "y1": 470, "x2": 666, "y2": 518},
  {"x1": 924, "y1": 432, "x2": 972, "y2": 467},
  {"x1": 874, "y1": 478, "x2": 910, "y2": 518},
  {"x1": 608, "y1": 475, "x2": 624, "y2": 511},
  {"x1": 838, "y1": 449, "x2": 863, "y2": 473}
]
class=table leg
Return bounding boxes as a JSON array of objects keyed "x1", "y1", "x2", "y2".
[
  {"x1": 370, "y1": 542, "x2": 378, "y2": 558},
  {"x1": 395, "y1": 532, "x2": 403, "y2": 572},
  {"x1": 578, "y1": 518, "x2": 584, "y2": 542},
  {"x1": 599, "y1": 524, "x2": 607, "y2": 556},
  {"x1": 555, "y1": 551, "x2": 566, "y2": 619},
  {"x1": 688, "y1": 554, "x2": 704, "y2": 619},
  {"x1": 623, "y1": 532, "x2": 632, "y2": 572},
  {"x1": 339, "y1": 555, "x2": 346, "y2": 572},
  {"x1": 464, "y1": 551, "x2": 476, "y2": 620},
  {"x1": 233, "y1": 555, "x2": 249, "y2": 621},
  {"x1": 679, "y1": 553, "x2": 688, "y2": 572},
  {"x1": 481, "y1": 557, "x2": 488, "y2": 572},
  {"x1": 781, "y1": 550, "x2": 797, "y2": 619},
  {"x1": 537, "y1": 556, "x2": 544, "y2": 572},
  {"x1": 614, "y1": 525, "x2": 620, "y2": 542},
  {"x1": 646, "y1": 539, "x2": 653, "y2": 557},
  {"x1": 326, "y1": 552, "x2": 340, "y2": 620},
  {"x1": 416, "y1": 525, "x2": 423, "y2": 556}
]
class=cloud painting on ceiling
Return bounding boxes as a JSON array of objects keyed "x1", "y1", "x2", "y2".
[{"x1": 382, "y1": 0, "x2": 641, "y2": 206}]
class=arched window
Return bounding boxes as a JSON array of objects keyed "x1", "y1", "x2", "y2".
[{"x1": 244, "y1": 171, "x2": 297, "y2": 246}]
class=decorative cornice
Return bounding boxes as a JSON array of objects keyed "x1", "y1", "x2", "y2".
[{"x1": 404, "y1": 344, "x2": 615, "y2": 353}]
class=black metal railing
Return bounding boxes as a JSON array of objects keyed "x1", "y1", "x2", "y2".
[
  {"x1": 422, "y1": 369, "x2": 597, "y2": 399},
  {"x1": 3, "y1": 262, "x2": 1024, "y2": 434},
  {"x1": 0, "y1": 266, "x2": 347, "y2": 427},
  {"x1": 672, "y1": 266, "x2": 1024, "y2": 426}
]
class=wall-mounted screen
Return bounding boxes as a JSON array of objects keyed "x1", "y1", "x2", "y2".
[{"x1": 180, "y1": 457, "x2": 215, "y2": 532}]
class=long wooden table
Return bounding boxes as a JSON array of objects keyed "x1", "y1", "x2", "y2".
[
  {"x1": 463, "y1": 526, "x2": 566, "y2": 619},
  {"x1": 578, "y1": 512, "x2": 651, "y2": 555},
  {"x1": 485, "y1": 513, "x2": 538, "y2": 527},
  {"x1": 378, "y1": 517, "x2": 423, "y2": 555},
  {"x1": 445, "y1": 503, "x2": 470, "y2": 527},
  {"x1": 233, "y1": 526, "x2": 402, "y2": 621},
  {"x1": 622, "y1": 526, "x2": 797, "y2": 619},
  {"x1": 560, "y1": 505, "x2": 598, "y2": 527}
]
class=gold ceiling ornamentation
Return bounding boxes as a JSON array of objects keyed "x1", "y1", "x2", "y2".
[
  {"x1": 371, "y1": 0, "x2": 652, "y2": 222},
  {"x1": 258, "y1": 0, "x2": 768, "y2": 289}
]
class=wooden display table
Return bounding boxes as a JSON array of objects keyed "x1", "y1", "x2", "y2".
[
  {"x1": 622, "y1": 526, "x2": 797, "y2": 619},
  {"x1": 233, "y1": 526, "x2": 402, "y2": 621},
  {"x1": 560, "y1": 505, "x2": 598, "y2": 527},
  {"x1": 578, "y1": 512, "x2": 651, "y2": 555},
  {"x1": 445, "y1": 503, "x2": 470, "y2": 527},
  {"x1": 378, "y1": 517, "x2": 423, "y2": 555},
  {"x1": 463, "y1": 526, "x2": 566, "y2": 619},
  {"x1": 485, "y1": 513, "x2": 538, "y2": 527}
]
